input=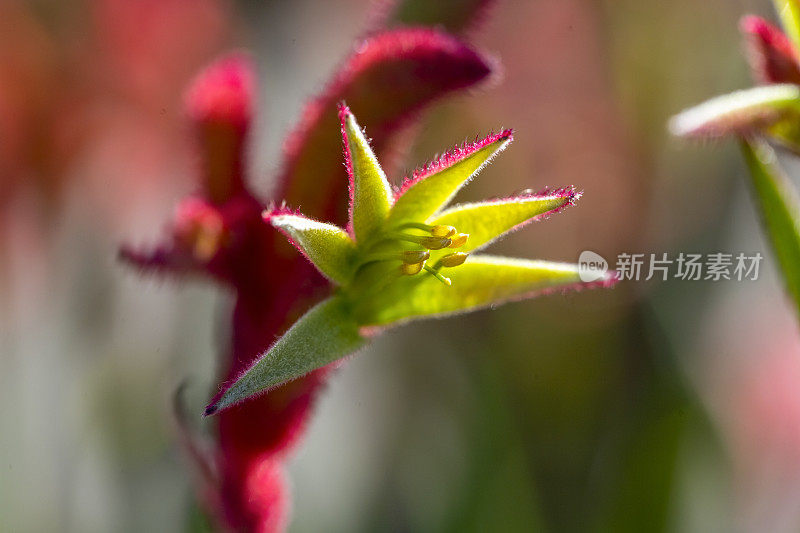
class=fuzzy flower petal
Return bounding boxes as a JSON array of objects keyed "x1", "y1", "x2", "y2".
[
  {"x1": 427, "y1": 187, "x2": 580, "y2": 255},
  {"x1": 266, "y1": 211, "x2": 356, "y2": 285},
  {"x1": 206, "y1": 298, "x2": 365, "y2": 415},
  {"x1": 355, "y1": 255, "x2": 617, "y2": 326},
  {"x1": 669, "y1": 84, "x2": 800, "y2": 139},
  {"x1": 339, "y1": 104, "x2": 394, "y2": 241},
  {"x1": 388, "y1": 129, "x2": 513, "y2": 224}
]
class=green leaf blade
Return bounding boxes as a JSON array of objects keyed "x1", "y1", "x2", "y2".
[
  {"x1": 267, "y1": 212, "x2": 356, "y2": 285},
  {"x1": 205, "y1": 297, "x2": 365, "y2": 415},
  {"x1": 427, "y1": 188, "x2": 579, "y2": 258},
  {"x1": 741, "y1": 138, "x2": 800, "y2": 318},
  {"x1": 388, "y1": 130, "x2": 513, "y2": 225},
  {"x1": 356, "y1": 255, "x2": 617, "y2": 327},
  {"x1": 340, "y1": 105, "x2": 393, "y2": 242}
]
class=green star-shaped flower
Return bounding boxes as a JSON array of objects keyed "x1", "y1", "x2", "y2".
[{"x1": 205, "y1": 104, "x2": 616, "y2": 415}]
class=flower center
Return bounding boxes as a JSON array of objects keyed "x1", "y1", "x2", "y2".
[{"x1": 361, "y1": 222, "x2": 469, "y2": 285}]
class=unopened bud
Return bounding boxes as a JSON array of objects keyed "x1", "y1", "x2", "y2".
[
  {"x1": 439, "y1": 252, "x2": 468, "y2": 268},
  {"x1": 448, "y1": 233, "x2": 469, "y2": 248},
  {"x1": 430, "y1": 225, "x2": 456, "y2": 238}
]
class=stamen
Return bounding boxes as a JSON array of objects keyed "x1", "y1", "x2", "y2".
[
  {"x1": 448, "y1": 233, "x2": 469, "y2": 248},
  {"x1": 396, "y1": 222, "x2": 456, "y2": 238},
  {"x1": 430, "y1": 225, "x2": 457, "y2": 238},
  {"x1": 363, "y1": 249, "x2": 431, "y2": 265},
  {"x1": 402, "y1": 250, "x2": 430, "y2": 264},
  {"x1": 392, "y1": 233, "x2": 452, "y2": 250},
  {"x1": 401, "y1": 261, "x2": 424, "y2": 275},
  {"x1": 424, "y1": 265, "x2": 452, "y2": 286},
  {"x1": 438, "y1": 252, "x2": 468, "y2": 268}
]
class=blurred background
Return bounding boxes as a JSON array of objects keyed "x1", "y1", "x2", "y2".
[{"x1": 2, "y1": 0, "x2": 799, "y2": 531}]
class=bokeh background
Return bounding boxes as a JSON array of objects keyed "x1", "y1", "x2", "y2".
[{"x1": 2, "y1": 0, "x2": 799, "y2": 531}]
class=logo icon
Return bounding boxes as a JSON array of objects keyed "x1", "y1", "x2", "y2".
[{"x1": 578, "y1": 250, "x2": 608, "y2": 282}]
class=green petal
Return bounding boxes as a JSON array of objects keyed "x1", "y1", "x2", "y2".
[
  {"x1": 773, "y1": 0, "x2": 800, "y2": 50},
  {"x1": 267, "y1": 212, "x2": 356, "y2": 285},
  {"x1": 355, "y1": 255, "x2": 616, "y2": 326},
  {"x1": 388, "y1": 130, "x2": 513, "y2": 225},
  {"x1": 340, "y1": 105, "x2": 393, "y2": 242},
  {"x1": 669, "y1": 84, "x2": 800, "y2": 139},
  {"x1": 427, "y1": 189, "x2": 579, "y2": 258},
  {"x1": 205, "y1": 297, "x2": 365, "y2": 415},
  {"x1": 741, "y1": 138, "x2": 800, "y2": 320}
]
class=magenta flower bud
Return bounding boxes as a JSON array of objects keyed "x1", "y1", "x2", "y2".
[
  {"x1": 741, "y1": 15, "x2": 800, "y2": 85},
  {"x1": 185, "y1": 53, "x2": 255, "y2": 203}
]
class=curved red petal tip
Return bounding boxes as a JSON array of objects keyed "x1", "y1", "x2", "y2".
[
  {"x1": 338, "y1": 101, "x2": 356, "y2": 184},
  {"x1": 740, "y1": 15, "x2": 778, "y2": 38},
  {"x1": 261, "y1": 205, "x2": 304, "y2": 223},
  {"x1": 203, "y1": 402, "x2": 219, "y2": 417},
  {"x1": 337, "y1": 101, "x2": 351, "y2": 121},
  {"x1": 519, "y1": 185, "x2": 582, "y2": 220},
  {"x1": 396, "y1": 129, "x2": 513, "y2": 196},
  {"x1": 185, "y1": 51, "x2": 255, "y2": 131},
  {"x1": 740, "y1": 15, "x2": 800, "y2": 84}
]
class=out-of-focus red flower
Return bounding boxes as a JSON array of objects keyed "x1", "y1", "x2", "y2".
[
  {"x1": 703, "y1": 299, "x2": 800, "y2": 532},
  {"x1": 723, "y1": 328, "x2": 800, "y2": 531},
  {"x1": 0, "y1": 0, "x2": 231, "y2": 219}
]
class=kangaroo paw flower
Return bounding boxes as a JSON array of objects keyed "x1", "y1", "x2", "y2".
[{"x1": 205, "y1": 105, "x2": 616, "y2": 414}]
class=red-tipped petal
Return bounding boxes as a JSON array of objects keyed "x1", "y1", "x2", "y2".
[
  {"x1": 741, "y1": 15, "x2": 800, "y2": 85},
  {"x1": 426, "y1": 186, "x2": 580, "y2": 255},
  {"x1": 185, "y1": 52, "x2": 255, "y2": 203},
  {"x1": 338, "y1": 103, "x2": 357, "y2": 233},
  {"x1": 276, "y1": 28, "x2": 495, "y2": 224},
  {"x1": 395, "y1": 129, "x2": 513, "y2": 197}
]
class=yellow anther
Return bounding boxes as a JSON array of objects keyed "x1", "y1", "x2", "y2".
[
  {"x1": 448, "y1": 233, "x2": 469, "y2": 248},
  {"x1": 401, "y1": 261, "x2": 424, "y2": 275},
  {"x1": 439, "y1": 252, "x2": 468, "y2": 268},
  {"x1": 423, "y1": 236, "x2": 452, "y2": 249},
  {"x1": 401, "y1": 250, "x2": 430, "y2": 264},
  {"x1": 392, "y1": 232, "x2": 451, "y2": 250},
  {"x1": 430, "y1": 225, "x2": 456, "y2": 238}
]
